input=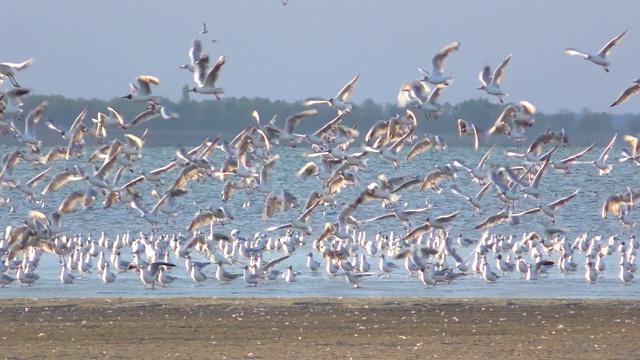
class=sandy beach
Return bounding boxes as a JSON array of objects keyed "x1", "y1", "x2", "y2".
[{"x1": 0, "y1": 297, "x2": 637, "y2": 359}]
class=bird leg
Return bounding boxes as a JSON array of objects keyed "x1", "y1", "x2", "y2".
[{"x1": 7, "y1": 73, "x2": 21, "y2": 88}]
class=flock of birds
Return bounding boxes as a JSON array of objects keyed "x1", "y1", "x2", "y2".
[{"x1": 1, "y1": 25, "x2": 640, "y2": 294}]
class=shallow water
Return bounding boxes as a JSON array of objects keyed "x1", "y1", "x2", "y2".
[{"x1": 0, "y1": 144, "x2": 638, "y2": 299}]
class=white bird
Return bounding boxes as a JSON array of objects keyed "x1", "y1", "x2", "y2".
[
  {"x1": 123, "y1": 75, "x2": 160, "y2": 102},
  {"x1": 418, "y1": 41, "x2": 461, "y2": 86},
  {"x1": 611, "y1": 79, "x2": 640, "y2": 108},
  {"x1": 565, "y1": 29, "x2": 627, "y2": 73},
  {"x1": 477, "y1": 54, "x2": 512, "y2": 103},
  {"x1": 130, "y1": 191, "x2": 173, "y2": 232},
  {"x1": 414, "y1": 85, "x2": 444, "y2": 120},
  {"x1": 158, "y1": 267, "x2": 178, "y2": 286},
  {"x1": 343, "y1": 270, "x2": 370, "y2": 288},
  {"x1": 13, "y1": 100, "x2": 47, "y2": 149},
  {"x1": 450, "y1": 183, "x2": 491, "y2": 215},
  {"x1": 215, "y1": 261, "x2": 242, "y2": 284},
  {"x1": 190, "y1": 263, "x2": 208, "y2": 285},
  {"x1": 0, "y1": 88, "x2": 30, "y2": 119},
  {"x1": 619, "y1": 259, "x2": 634, "y2": 285},
  {"x1": 418, "y1": 265, "x2": 436, "y2": 288},
  {"x1": 0, "y1": 58, "x2": 33, "y2": 87},
  {"x1": 190, "y1": 55, "x2": 226, "y2": 99},
  {"x1": 284, "y1": 265, "x2": 299, "y2": 283},
  {"x1": 592, "y1": 133, "x2": 617, "y2": 175},
  {"x1": 102, "y1": 263, "x2": 116, "y2": 284},
  {"x1": 60, "y1": 263, "x2": 76, "y2": 284},
  {"x1": 304, "y1": 252, "x2": 320, "y2": 273},
  {"x1": 378, "y1": 254, "x2": 398, "y2": 277},
  {"x1": 397, "y1": 80, "x2": 430, "y2": 108},
  {"x1": 303, "y1": 73, "x2": 360, "y2": 114},
  {"x1": 585, "y1": 263, "x2": 598, "y2": 283},
  {"x1": 479, "y1": 258, "x2": 500, "y2": 282},
  {"x1": 243, "y1": 265, "x2": 260, "y2": 286},
  {"x1": 200, "y1": 21, "x2": 208, "y2": 34}
]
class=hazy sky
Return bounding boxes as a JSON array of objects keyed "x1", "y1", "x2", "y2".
[{"x1": 2, "y1": 1, "x2": 640, "y2": 114}]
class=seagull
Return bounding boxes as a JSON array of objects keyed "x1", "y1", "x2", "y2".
[
  {"x1": 215, "y1": 261, "x2": 242, "y2": 284},
  {"x1": 611, "y1": 79, "x2": 640, "y2": 107},
  {"x1": 200, "y1": 22, "x2": 208, "y2": 34},
  {"x1": 397, "y1": 80, "x2": 430, "y2": 108},
  {"x1": 457, "y1": 119, "x2": 481, "y2": 150},
  {"x1": 130, "y1": 191, "x2": 173, "y2": 232},
  {"x1": 513, "y1": 100, "x2": 536, "y2": 128},
  {"x1": 303, "y1": 73, "x2": 360, "y2": 114},
  {"x1": 13, "y1": 100, "x2": 47, "y2": 150},
  {"x1": 418, "y1": 41, "x2": 461, "y2": 86},
  {"x1": 413, "y1": 85, "x2": 444, "y2": 120},
  {"x1": 123, "y1": 75, "x2": 160, "y2": 102},
  {"x1": 450, "y1": 183, "x2": 491, "y2": 215},
  {"x1": 592, "y1": 132, "x2": 617, "y2": 175},
  {"x1": 565, "y1": 29, "x2": 627, "y2": 73},
  {"x1": 0, "y1": 88, "x2": 30, "y2": 119},
  {"x1": 551, "y1": 143, "x2": 595, "y2": 174},
  {"x1": 190, "y1": 55, "x2": 226, "y2": 99},
  {"x1": 487, "y1": 105, "x2": 517, "y2": 135},
  {"x1": 528, "y1": 190, "x2": 580, "y2": 223},
  {"x1": 477, "y1": 54, "x2": 512, "y2": 103},
  {"x1": 0, "y1": 58, "x2": 33, "y2": 88},
  {"x1": 359, "y1": 203, "x2": 432, "y2": 230},
  {"x1": 343, "y1": 271, "x2": 369, "y2": 288}
]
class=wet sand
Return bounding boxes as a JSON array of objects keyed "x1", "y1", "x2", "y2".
[{"x1": 0, "y1": 297, "x2": 637, "y2": 359}]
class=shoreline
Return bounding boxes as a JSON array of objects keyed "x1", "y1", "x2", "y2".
[{"x1": 2, "y1": 297, "x2": 638, "y2": 359}]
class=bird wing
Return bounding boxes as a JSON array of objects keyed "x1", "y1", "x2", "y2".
[
  {"x1": 302, "y1": 98, "x2": 330, "y2": 106},
  {"x1": 24, "y1": 101, "x2": 47, "y2": 135},
  {"x1": 488, "y1": 105, "x2": 517, "y2": 135},
  {"x1": 262, "y1": 255, "x2": 290, "y2": 271},
  {"x1": 475, "y1": 182, "x2": 493, "y2": 200},
  {"x1": 284, "y1": 109, "x2": 318, "y2": 135},
  {"x1": 426, "y1": 85, "x2": 443, "y2": 105},
  {"x1": 189, "y1": 38, "x2": 203, "y2": 65},
  {"x1": 432, "y1": 41, "x2": 460, "y2": 73},
  {"x1": 475, "y1": 212, "x2": 508, "y2": 229},
  {"x1": 26, "y1": 166, "x2": 53, "y2": 188},
  {"x1": 564, "y1": 48, "x2": 589, "y2": 58},
  {"x1": 203, "y1": 56, "x2": 226, "y2": 87},
  {"x1": 186, "y1": 211, "x2": 214, "y2": 231},
  {"x1": 457, "y1": 119, "x2": 468, "y2": 135},
  {"x1": 435, "y1": 211, "x2": 459, "y2": 223},
  {"x1": 42, "y1": 169, "x2": 84, "y2": 194},
  {"x1": 598, "y1": 29, "x2": 627, "y2": 58},
  {"x1": 611, "y1": 82, "x2": 640, "y2": 108},
  {"x1": 335, "y1": 73, "x2": 360, "y2": 102},
  {"x1": 57, "y1": 190, "x2": 85, "y2": 214},
  {"x1": 95, "y1": 154, "x2": 119, "y2": 179},
  {"x1": 561, "y1": 143, "x2": 595, "y2": 163},
  {"x1": 406, "y1": 137, "x2": 433, "y2": 161},
  {"x1": 600, "y1": 132, "x2": 618, "y2": 160},
  {"x1": 136, "y1": 76, "x2": 160, "y2": 95},
  {"x1": 68, "y1": 105, "x2": 89, "y2": 133},
  {"x1": 360, "y1": 213, "x2": 397, "y2": 223},
  {"x1": 107, "y1": 107, "x2": 126, "y2": 126},
  {"x1": 450, "y1": 185, "x2": 471, "y2": 201},
  {"x1": 492, "y1": 54, "x2": 512, "y2": 85},
  {"x1": 548, "y1": 190, "x2": 579, "y2": 210},
  {"x1": 519, "y1": 100, "x2": 536, "y2": 115},
  {"x1": 266, "y1": 223, "x2": 293, "y2": 232},
  {"x1": 478, "y1": 65, "x2": 492, "y2": 86}
]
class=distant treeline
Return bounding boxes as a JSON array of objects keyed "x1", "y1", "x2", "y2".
[{"x1": 4, "y1": 86, "x2": 639, "y2": 147}]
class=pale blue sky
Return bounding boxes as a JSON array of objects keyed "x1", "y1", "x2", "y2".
[{"x1": 2, "y1": 1, "x2": 639, "y2": 114}]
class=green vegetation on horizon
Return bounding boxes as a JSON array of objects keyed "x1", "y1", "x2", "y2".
[{"x1": 6, "y1": 87, "x2": 640, "y2": 147}]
